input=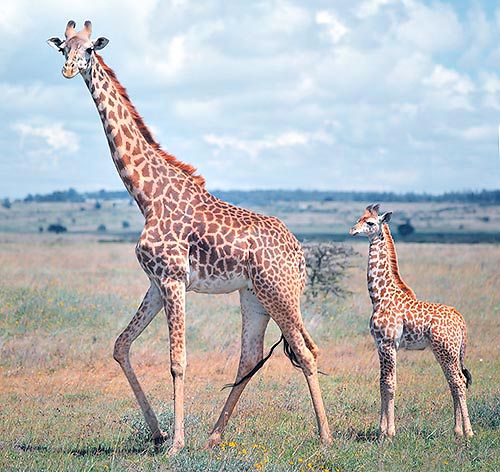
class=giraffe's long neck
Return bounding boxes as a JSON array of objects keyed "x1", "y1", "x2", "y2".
[
  {"x1": 381, "y1": 223, "x2": 416, "y2": 298},
  {"x1": 367, "y1": 233, "x2": 397, "y2": 311},
  {"x1": 82, "y1": 54, "x2": 204, "y2": 215}
]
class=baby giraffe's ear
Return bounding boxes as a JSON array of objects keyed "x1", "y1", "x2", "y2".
[{"x1": 380, "y1": 211, "x2": 392, "y2": 223}]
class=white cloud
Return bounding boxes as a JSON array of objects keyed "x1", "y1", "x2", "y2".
[
  {"x1": 149, "y1": 35, "x2": 188, "y2": 80},
  {"x1": 204, "y1": 129, "x2": 334, "y2": 160},
  {"x1": 356, "y1": 0, "x2": 400, "y2": 19},
  {"x1": 422, "y1": 65, "x2": 475, "y2": 110},
  {"x1": 439, "y1": 124, "x2": 495, "y2": 142},
  {"x1": 461, "y1": 125, "x2": 494, "y2": 141},
  {"x1": 174, "y1": 99, "x2": 220, "y2": 121},
  {"x1": 393, "y1": 1, "x2": 463, "y2": 53},
  {"x1": 14, "y1": 123, "x2": 79, "y2": 154},
  {"x1": 424, "y1": 65, "x2": 474, "y2": 94},
  {"x1": 481, "y1": 72, "x2": 500, "y2": 109},
  {"x1": 482, "y1": 72, "x2": 500, "y2": 94},
  {"x1": 315, "y1": 10, "x2": 349, "y2": 43},
  {"x1": 269, "y1": 0, "x2": 309, "y2": 34}
]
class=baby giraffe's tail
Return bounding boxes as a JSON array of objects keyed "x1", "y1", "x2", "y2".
[{"x1": 459, "y1": 317, "x2": 472, "y2": 389}]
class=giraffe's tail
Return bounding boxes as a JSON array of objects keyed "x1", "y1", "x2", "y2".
[
  {"x1": 459, "y1": 315, "x2": 472, "y2": 389},
  {"x1": 222, "y1": 336, "x2": 285, "y2": 390},
  {"x1": 462, "y1": 368, "x2": 472, "y2": 389},
  {"x1": 223, "y1": 332, "x2": 325, "y2": 390}
]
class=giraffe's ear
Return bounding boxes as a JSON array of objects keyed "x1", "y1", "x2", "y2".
[
  {"x1": 93, "y1": 37, "x2": 109, "y2": 50},
  {"x1": 47, "y1": 37, "x2": 65, "y2": 53},
  {"x1": 380, "y1": 211, "x2": 392, "y2": 223}
]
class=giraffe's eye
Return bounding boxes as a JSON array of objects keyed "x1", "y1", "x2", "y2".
[
  {"x1": 86, "y1": 47, "x2": 93, "y2": 54},
  {"x1": 366, "y1": 221, "x2": 375, "y2": 227}
]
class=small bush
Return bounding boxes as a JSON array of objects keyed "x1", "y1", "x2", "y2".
[
  {"x1": 47, "y1": 223, "x2": 67, "y2": 234},
  {"x1": 302, "y1": 241, "x2": 356, "y2": 306},
  {"x1": 398, "y1": 220, "x2": 415, "y2": 237}
]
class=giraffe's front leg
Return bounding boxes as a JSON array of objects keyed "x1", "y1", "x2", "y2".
[
  {"x1": 159, "y1": 277, "x2": 187, "y2": 455},
  {"x1": 377, "y1": 340, "x2": 397, "y2": 438},
  {"x1": 113, "y1": 283, "x2": 166, "y2": 441}
]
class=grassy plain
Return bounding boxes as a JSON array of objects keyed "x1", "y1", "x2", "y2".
[{"x1": 0, "y1": 201, "x2": 499, "y2": 471}]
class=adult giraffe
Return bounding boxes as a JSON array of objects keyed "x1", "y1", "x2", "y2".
[{"x1": 47, "y1": 20, "x2": 331, "y2": 454}]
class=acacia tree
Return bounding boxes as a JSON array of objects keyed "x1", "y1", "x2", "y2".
[{"x1": 302, "y1": 241, "x2": 356, "y2": 308}]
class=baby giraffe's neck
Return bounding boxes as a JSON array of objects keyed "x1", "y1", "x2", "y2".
[{"x1": 367, "y1": 234, "x2": 397, "y2": 311}]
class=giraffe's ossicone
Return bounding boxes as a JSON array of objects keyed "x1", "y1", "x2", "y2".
[
  {"x1": 350, "y1": 204, "x2": 473, "y2": 438},
  {"x1": 47, "y1": 20, "x2": 332, "y2": 454}
]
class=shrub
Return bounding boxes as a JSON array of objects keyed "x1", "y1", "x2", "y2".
[
  {"x1": 47, "y1": 223, "x2": 67, "y2": 234},
  {"x1": 302, "y1": 241, "x2": 356, "y2": 305},
  {"x1": 398, "y1": 220, "x2": 415, "y2": 237}
]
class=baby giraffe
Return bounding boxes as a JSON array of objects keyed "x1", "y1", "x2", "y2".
[{"x1": 350, "y1": 204, "x2": 473, "y2": 438}]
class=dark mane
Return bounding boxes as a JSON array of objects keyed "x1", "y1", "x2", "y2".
[
  {"x1": 96, "y1": 54, "x2": 205, "y2": 187},
  {"x1": 382, "y1": 223, "x2": 416, "y2": 298}
]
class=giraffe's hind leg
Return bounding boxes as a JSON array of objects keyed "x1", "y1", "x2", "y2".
[
  {"x1": 432, "y1": 341, "x2": 473, "y2": 437},
  {"x1": 276, "y1": 316, "x2": 331, "y2": 445},
  {"x1": 206, "y1": 287, "x2": 270, "y2": 448},
  {"x1": 113, "y1": 283, "x2": 165, "y2": 442},
  {"x1": 261, "y1": 297, "x2": 331, "y2": 445}
]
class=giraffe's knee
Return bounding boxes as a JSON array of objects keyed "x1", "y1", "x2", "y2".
[
  {"x1": 113, "y1": 335, "x2": 130, "y2": 364},
  {"x1": 380, "y1": 377, "x2": 396, "y2": 395},
  {"x1": 301, "y1": 328, "x2": 319, "y2": 360},
  {"x1": 170, "y1": 360, "x2": 186, "y2": 379}
]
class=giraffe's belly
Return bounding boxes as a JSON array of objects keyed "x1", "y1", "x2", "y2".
[
  {"x1": 399, "y1": 331, "x2": 429, "y2": 351},
  {"x1": 186, "y1": 267, "x2": 251, "y2": 294}
]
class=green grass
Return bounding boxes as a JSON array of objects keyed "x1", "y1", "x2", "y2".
[{"x1": 0, "y1": 234, "x2": 498, "y2": 471}]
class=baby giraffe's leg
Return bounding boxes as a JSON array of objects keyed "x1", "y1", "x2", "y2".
[
  {"x1": 432, "y1": 345, "x2": 473, "y2": 437},
  {"x1": 377, "y1": 340, "x2": 397, "y2": 438}
]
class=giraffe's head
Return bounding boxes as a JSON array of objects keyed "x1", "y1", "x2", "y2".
[
  {"x1": 47, "y1": 20, "x2": 109, "y2": 79},
  {"x1": 350, "y1": 204, "x2": 392, "y2": 239}
]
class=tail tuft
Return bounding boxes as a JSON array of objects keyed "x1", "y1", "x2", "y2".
[
  {"x1": 462, "y1": 368, "x2": 472, "y2": 388},
  {"x1": 283, "y1": 337, "x2": 302, "y2": 369}
]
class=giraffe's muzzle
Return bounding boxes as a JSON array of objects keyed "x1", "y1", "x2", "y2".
[{"x1": 62, "y1": 64, "x2": 79, "y2": 79}]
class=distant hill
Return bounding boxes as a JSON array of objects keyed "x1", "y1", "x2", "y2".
[{"x1": 19, "y1": 188, "x2": 500, "y2": 205}]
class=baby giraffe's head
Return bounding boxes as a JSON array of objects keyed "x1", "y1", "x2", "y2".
[{"x1": 350, "y1": 204, "x2": 392, "y2": 240}]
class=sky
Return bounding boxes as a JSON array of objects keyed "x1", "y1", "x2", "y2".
[{"x1": 1, "y1": 0, "x2": 500, "y2": 199}]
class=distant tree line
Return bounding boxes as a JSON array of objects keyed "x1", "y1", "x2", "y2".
[
  {"x1": 15, "y1": 188, "x2": 500, "y2": 205},
  {"x1": 23, "y1": 188, "x2": 85, "y2": 203}
]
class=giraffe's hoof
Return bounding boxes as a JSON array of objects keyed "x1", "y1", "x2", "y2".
[
  {"x1": 153, "y1": 431, "x2": 169, "y2": 449},
  {"x1": 168, "y1": 441, "x2": 185, "y2": 456},
  {"x1": 320, "y1": 434, "x2": 333, "y2": 447},
  {"x1": 455, "y1": 427, "x2": 474, "y2": 438},
  {"x1": 204, "y1": 432, "x2": 222, "y2": 450},
  {"x1": 379, "y1": 430, "x2": 395, "y2": 441}
]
